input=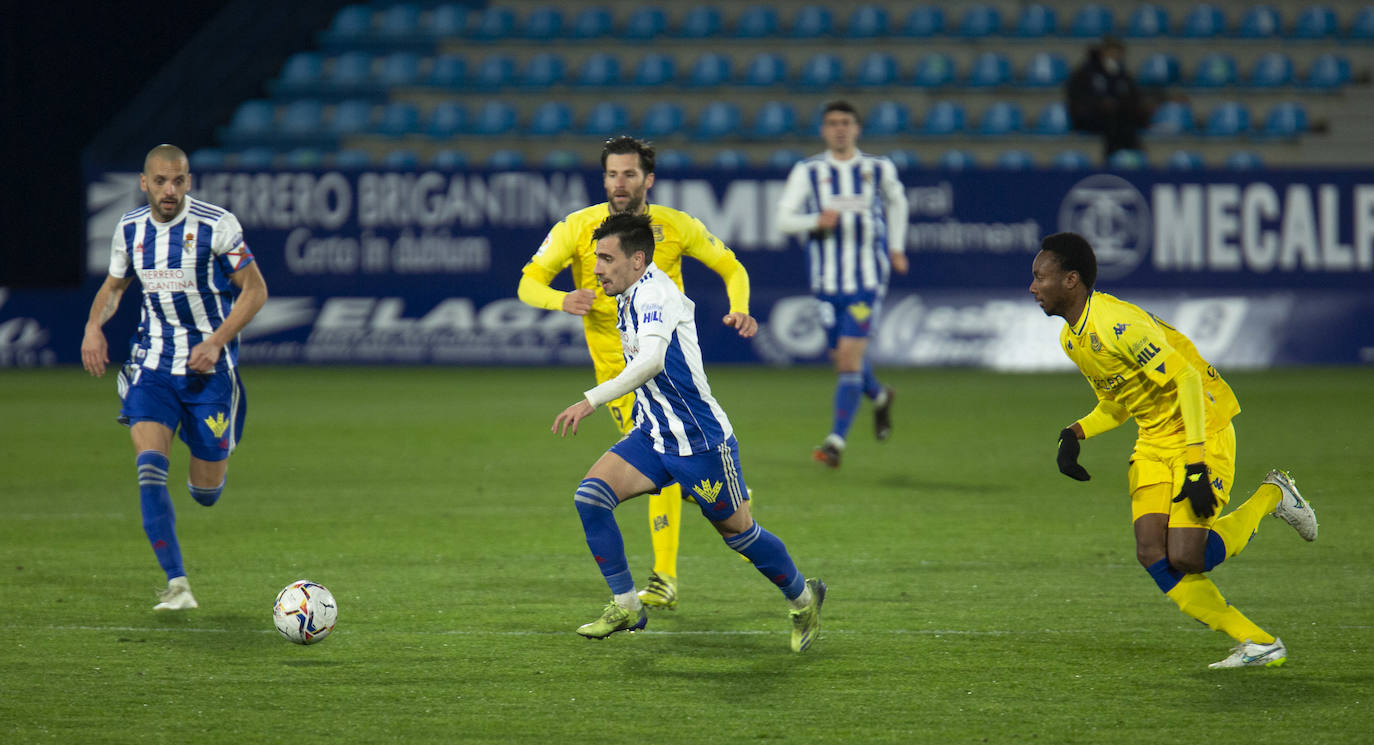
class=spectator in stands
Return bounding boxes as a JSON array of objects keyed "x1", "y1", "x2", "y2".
[{"x1": 1066, "y1": 37, "x2": 1152, "y2": 159}]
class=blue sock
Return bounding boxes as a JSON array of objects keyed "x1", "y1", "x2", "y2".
[
  {"x1": 188, "y1": 477, "x2": 224, "y2": 507},
  {"x1": 1145, "y1": 557, "x2": 1184, "y2": 594},
  {"x1": 724, "y1": 522, "x2": 806, "y2": 600},
  {"x1": 573, "y1": 478, "x2": 632, "y2": 595},
  {"x1": 861, "y1": 360, "x2": 883, "y2": 399},
  {"x1": 1203, "y1": 530, "x2": 1227, "y2": 571},
  {"x1": 831, "y1": 372, "x2": 863, "y2": 440},
  {"x1": 137, "y1": 451, "x2": 184, "y2": 581}
]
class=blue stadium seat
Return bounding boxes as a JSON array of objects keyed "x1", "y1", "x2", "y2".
[
  {"x1": 768, "y1": 149, "x2": 805, "y2": 169},
  {"x1": 901, "y1": 6, "x2": 944, "y2": 36},
  {"x1": 996, "y1": 150, "x2": 1035, "y2": 170},
  {"x1": 1052, "y1": 150, "x2": 1093, "y2": 169},
  {"x1": 1023, "y1": 52, "x2": 1068, "y2": 88},
  {"x1": 471, "y1": 7, "x2": 516, "y2": 39},
  {"x1": 470, "y1": 101, "x2": 518, "y2": 135},
  {"x1": 1293, "y1": 5, "x2": 1337, "y2": 38},
  {"x1": 377, "y1": 52, "x2": 420, "y2": 87},
  {"x1": 276, "y1": 52, "x2": 323, "y2": 93},
  {"x1": 430, "y1": 5, "x2": 469, "y2": 37},
  {"x1": 846, "y1": 5, "x2": 889, "y2": 38},
  {"x1": 750, "y1": 101, "x2": 798, "y2": 138},
  {"x1": 1149, "y1": 102, "x2": 1195, "y2": 135},
  {"x1": 1070, "y1": 4, "x2": 1114, "y2": 37},
  {"x1": 544, "y1": 150, "x2": 580, "y2": 169},
  {"x1": 189, "y1": 148, "x2": 226, "y2": 170},
  {"x1": 1181, "y1": 4, "x2": 1227, "y2": 38},
  {"x1": 333, "y1": 149, "x2": 372, "y2": 169},
  {"x1": 640, "y1": 102, "x2": 686, "y2": 137},
  {"x1": 1125, "y1": 4, "x2": 1169, "y2": 37},
  {"x1": 864, "y1": 100, "x2": 910, "y2": 137},
  {"x1": 885, "y1": 149, "x2": 920, "y2": 170},
  {"x1": 328, "y1": 5, "x2": 372, "y2": 39},
  {"x1": 679, "y1": 6, "x2": 723, "y2": 38},
  {"x1": 527, "y1": 101, "x2": 573, "y2": 136},
  {"x1": 432, "y1": 149, "x2": 469, "y2": 169},
  {"x1": 426, "y1": 102, "x2": 466, "y2": 137},
  {"x1": 236, "y1": 147, "x2": 278, "y2": 169},
  {"x1": 1136, "y1": 53, "x2": 1180, "y2": 87},
  {"x1": 226, "y1": 100, "x2": 275, "y2": 138},
  {"x1": 912, "y1": 53, "x2": 955, "y2": 87},
  {"x1": 966, "y1": 52, "x2": 1010, "y2": 87},
  {"x1": 1352, "y1": 7, "x2": 1374, "y2": 38},
  {"x1": 485, "y1": 149, "x2": 525, "y2": 169},
  {"x1": 569, "y1": 7, "x2": 612, "y2": 39},
  {"x1": 796, "y1": 53, "x2": 844, "y2": 89},
  {"x1": 736, "y1": 6, "x2": 780, "y2": 38},
  {"x1": 656, "y1": 150, "x2": 693, "y2": 171},
  {"x1": 978, "y1": 102, "x2": 1023, "y2": 135},
  {"x1": 790, "y1": 5, "x2": 833, "y2": 37},
  {"x1": 632, "y1": 53, "x2": 676, "y2": 86},
  {"x1": 583, "y1": 101, "x2": 629, "y2": 136},
  {"x1": 329, "y1": 99, "x2": 374, "y2": 135},
  {"x1": 1014, "y1": 4, "x2": 1057, "y2": 36},
  {"x1": 284, "y1": 148, "x2": 323, "y2": 168},
  {"x1": 921, "y1": 101, "x2": 965, "y2": 135},
  {"x1": 576, "y1": 53, "x2": 621, "y2": 87},
  {"x1": 684, "y1": 53, "x2": 732, "y2": 87},
  {"x1": 1204, "y1": 102, "x2": 1250, "y2": 136},
  {"x1": 280, "y1": 99, "x2": 324, "y2": 135},
  {"x1": 1224, "y1": 151, "x2": 1264, "y2": 169},
  {"x1": 957, "y1": 5, "x2": 1001, "y2": 36},
  {"x1": 473, "y1": 54, "x2": 517, "y2": 90},
  {"x1": 384, "y1": 149, "x2": 419, "y2": 168},
  {"x1": 375, "y1": 102, "x2": 420, "y2": 136},
  {"x1": 1238, "y1": 6, "x2": 1281, "y2": 38},
  {"x1": 711, "y1": 149, "x2": 750, "y2": 170},
  {"x1": 522, "y1": 53, "x2": 565, "y2": 88},
  {"x1": 522, "y1": 6, "x2": 563, "y2": 39},
  {"x1": 625, "y1": 7, "x2": 667, "y2": 39},
  {"x1": 1247, "y1": 53, "x2": 1294, "y2": 87},
  {"x1": 741, "y1": 53, "x2": 787, "y2": 86},
  {"x1": 854, "y1": 52, "x2": 898, "y2": 86},
  {"x1": 694, "y1": 101, "x2": 742, "y2": 140},
  {"x1": 1262, "y1": 101, "x2": 1309, "y2": 137},
  {"x1": 378, "y1": 4, "x2": 420, "y2": 39},
  {"x1": 1032, "y1": 102, "x2": 1070, "y2": 135},
  {"x1": 937, "y1": 150, "x2": 977, "y2": 170},
  {"x1": 428, "y1": 54, "x2": 466, "y2": 88},
  {"x1": 329, "y1": 52, "x2": 374, "y2": 91},
  {"x1": 1167, "y1": 150, "x2": 1205, "y2": 170},
  {"x1": 1305, "y1": 53, "x2": 1350, "y2": 89},
  {"x1": 1108, "y1": 149, "x2": 1146, "y2": 169},
  {"x1": 1192, "y1": 53, "x2": 1238, "y2": 87}
]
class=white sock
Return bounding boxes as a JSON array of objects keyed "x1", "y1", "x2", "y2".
[
  {"x1": 873, "y1": 388, "x2": 889, "y2": 407},
  {"x1": 614, "y1": 590, "x2": 641, "y2": 610},
  {"x1": 823, "y1": 434, "x2": 845, "y2": 450},
  {"x1": 789, "y1": 586, "x2": 813, "y2": 611}
]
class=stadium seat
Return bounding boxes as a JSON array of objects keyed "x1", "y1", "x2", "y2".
[
  {"x1": 522, "y1": 6, "x2": 563, "y2": 39},
  {"x1": 1052, "y1": 150, "x2": 1093, "y2": 169},
  {"x1": 742, "y1": 53, "x2": 787, "y2": 86},
  {"x1": 1181, "y1": 4, "x2": 1227, "y2": 38},
  {"x1": 569, "y1": 7, "x2": 612, "y2": 39},
  {"x1": 189, "y1": 148, "x2": 226, "y2": 170},
  {"x1": 432, "y1": 148, "x2": 469, "y2": 169},
  {"x1": 575, "y1": 53, "x2": 621, "y2": 87},
  {"x1": 625, "y1": 7, "x2": 667, "y2": 39},
  {"x1": 1032, "y1": 102, "x2": 1070, "y2": 135},
  {"x1": 736, "y1": 6, "x2": 780, "y2": 38},
  {"x1": 1248, "y1": 53, "x2": 1294, "y2": 87},
  {"x1": 329, "y1": 51, "x2": 374, "y2": 92},
  {"x1": 1069, "y1": 4, "x2": 1114, "y2": 37},
  {"x1": 522, "y1": 53, "x2": 565, "y2": 89},
  {"x1": 656, "y1": 149, "x2": 694, "y2": 170},
  {"x1": 329, "y1": 99, "x2": 374, "y2": 134},
  {"x1": 470, "y1": 101, "x2": 518, "y2": 135},
  {"x1": 901, "y1": 6, "x2": 945, "y2": 36},
  {"x1": 921, "y1": 101, "x2": 965, "y2": 135},
  {"x1": 1352, "y1": 7, "x2": 1374, "y2": 39},
  {"x1": 977, "y1": 102, "x2": 1023, "y2": 135},
  {"x1": 333, "y1": 149, "x2": 372, "y2": 168},
  {"x1": 280, "y1": 99, "x2": 324, "y2": 135},
  {"x1": 485, "y1": 149, "x2": 525, "y2": 169},
  {"x1": 846, "y1": 5, "x2": 889, "y2": 38},
  {"x1": 1293, "y1": 5, "x2": 1337, "y2": 38},
  {"x1": 471, "y1": 7, "x2": 515, "y2": 39},
  {"x1": 957, "y1": 4, "x2": 1001, "y2": 36},
  {"x1": 473, "y1": 54, "x2": 517, "y2": 90},
  {"x1": 284, "y1": 147, "x2": 323, "y2": 168},
  {"x1": 797, "y1": 53, "x2": 844, "y2": 90},
  {"x1": 864, "y1": 100, "x2": 910, "y2": 137},
  {"x1": 679, "y1": 6, "x2": 723, "y2": 38},
  {"x1": 632, "y1": 53, "x2": 676, "y2": 86},
  {"x1": 544, "y1": 149, "x2": 580, "y2": 168},
  {"x1": 1107, "y1": 149, "x2": 1146, "y2": 169},
  {"x1": 1262, "y1": 101, "x2": 1309, "y2": 137},
  {"x1": 1167, "y1": 150, "x2": 1205, "y2": 170},
  {"x1": 1014, "y1": 4, "x2": 1057, "y2": 36},
  {"x1": 236, "y1": 147, "x2": 277, "y2": 169},
  {"x1": 1023, "y1": 52, "x2": 1068, "y2": 88},
  {"x1": 854, "y1": 52, "x2": 898, "y2": 87},
  {"x1": 1204, "y1": 101, "x2": 1250, "y2": 136},
  {"x1": 750, "y1": 101, "x2": 798, "y2": 138},
  {"x1": 885, "y1": 149, "x2": 920, "y2": 170},
  {"x1": 966, "y1": 52, "x2": 1011, "y2": 87},
  {"x1": 426, "y1": 102, "x2": 467, "y2": 137},
  {"x1": 377, "y1": 52, "x2": 420, "y2": 87},
  {"x1": 383, "y1": 149, "x2": 419, "y2": 168},
  {"x1": 328, "y1": 5, "x2": 373, "y2": 40},
  {"x1": 582, "y1": 102, "x2": 629, "y2": 136},
  {"x1": 711, "y1": 150, "x2": 750, "y2": 170},
  {"x1": 1149, "y1": 102, "x2": 1195, "y2": 135},
  {"x1": 684, "y1": 53, "x2": 732, "y2": 87},
  {"x1": 1224, "y1": 151, "x2": 1264, "y2": 169},
  {"x1": 768, "y1": 149, "x2": 805, "y2": 169},
  {"x1": 375, "y1": 102, "x2": 420, "y2": 136},
  {"x1": 640, "y1": 102, "x2": 686, "y2": 137},
  {"x1": 377, "y1": 4, "x2": 420, "y2": 39},
  {"x1": 427, "y1": 54, "x2": 466, "y2": 88},
  {"x1": 694, "y1": 101, "x2": 742, "y2": 140},
  {"x1": 276, "y1": 52, "x2": 323, "y2": 94},
  {"x1": 1238, "y1": 6, "x2": 1281, "y2": 38},
  {"x1": 1125, "y1": 4, "x2": 1169, "y2": 37},
  {"x1": 226, "y1": 100, "x2": 275, "y2": 138},
  {"x1": 1305, "y1": 53, "x2": 1350, "y2": 89},
  {"x1": 527, "y1": 101, "x2": 573, "y2": 136},
  {"x1": 912, "y1": 53, "x2": 955, "y2": 87},
  {"x1": 1192, "y1": 53, "x2": 1238, "y2": 88},
  {"x1": 790, "y1": 5, "x2": 834, "y2": 37},
  {"x1": 996, "y1": 150, "x2": 1035, "y2": 169},
  {"x1": 937, "y1": 149, "x2": 977, "y2": 170},
  {"x1": 1136, "y1": 52, "x2": 1180, "y2": 87},
  {"x1": 430, "y1": 4, "x2": 468, "y2": 38}
]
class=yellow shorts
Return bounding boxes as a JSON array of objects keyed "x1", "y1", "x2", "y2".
[
  {"x1": 1128, "y1": 423, "x2": 1236, "y2": 529},
  {"x1": 586, "y1": 324, "x2": 635, "y2": 436}
]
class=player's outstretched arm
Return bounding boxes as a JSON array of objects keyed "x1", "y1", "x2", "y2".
[
  {"x1": 553, "y1": 399, "x2": 595, "y2": 437},
  {"x1": 81, "y1": 274, "x2": 134, "y2": 377}
]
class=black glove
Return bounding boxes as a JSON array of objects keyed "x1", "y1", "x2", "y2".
[
  {"x1": 1173, "y1": 462, "x2": 1218, "y2": 518},
  {"x1": 1056, "y1": 427, "x2": 1091, "y2": 481}
]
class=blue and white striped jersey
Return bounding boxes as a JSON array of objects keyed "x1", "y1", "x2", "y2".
[
  {"x1": 776, "y1": 150, "x2": 909, "y2": 295},
  {"x1": 109, "y1": 196, "x2": 255, "y2": 375},
  {"x1": 617, "y1": 264, "x2": 733, "y2": 456}
]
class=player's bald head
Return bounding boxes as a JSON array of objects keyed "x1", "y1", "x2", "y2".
[{"x1": 144, "y1": 144, "x2": 189, "y2": 174}]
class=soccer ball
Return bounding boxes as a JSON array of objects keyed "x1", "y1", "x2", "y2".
[{"x1": 272, "y1": 580, "x2": 338, "y2": 645}]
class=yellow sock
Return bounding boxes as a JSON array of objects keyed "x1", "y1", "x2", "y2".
[
  {"x1": 1212, "y1": 484, "x2": 1282, "y2": 559},
  {"x1": 1166, "y1": 574, "x2": 1275, "y2": 644},
  {"x1": 649, "y1": 483, "x2": 682, "y2": 578}
]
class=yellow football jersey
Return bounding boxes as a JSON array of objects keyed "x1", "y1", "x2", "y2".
[{"x1": 1061, "y1": 291, "x2": 1240, "y2": 445}]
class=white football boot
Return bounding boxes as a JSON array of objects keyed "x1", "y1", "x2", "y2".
[
  {"x1": 1266, "y1": 469, "x2": 1318, "y2": 541},
  {"x1": 1209, "y1": 637, "x2": 1287, "y2": 669},
  {"x1": 154, "y1": 576, "x2": 198, "y2": 611}
]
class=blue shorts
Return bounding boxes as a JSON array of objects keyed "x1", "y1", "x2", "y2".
[
  {"x1": 817, "y1": 291, "x2": 882, "y2": 348},
  {"x1": 609, "y1": 430, "x2": 750, "y2": 521},
  {"x1": 119, "y1": 365, "x2": 247, "y2": 462}
]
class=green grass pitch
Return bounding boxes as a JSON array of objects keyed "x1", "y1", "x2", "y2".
[{"x1": 2, "y1": 365, "x2": 1370, "y2": 744}]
